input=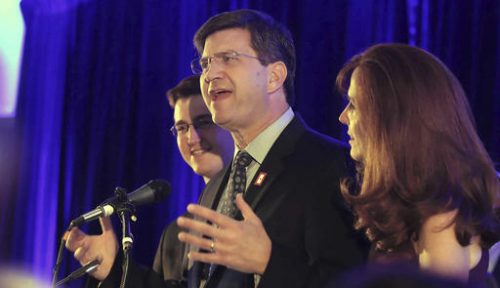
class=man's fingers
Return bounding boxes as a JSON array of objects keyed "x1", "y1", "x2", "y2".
[
  {"x1": 99, "y1": 217, "x2": 113, "y2": 233},
  {"x1": 177, "y1": 216, "x2": 219, "y2": 238},
  {"x1": 73, "y1": 246, "x2": 88, "y2": 263},
  {"x1": 65, "y1": 228, "x2": 86, "y2": 251},
  {"x1": 235, "y1": 194, "x2": 257, "y2": 222},
  {"x1": 188, "y1": 251, "x2": 222, "y2": 266},
  {"x1": 186, "y1": 204, "x2": 234, "y2": 228},
  {"x1": 178, "y1": 232, "x2": 214, "y2": 251}
]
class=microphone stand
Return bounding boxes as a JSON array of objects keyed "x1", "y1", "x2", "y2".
[
  {"x1": 51, "y1": 185, "x2": 141, "y2": 288},
  {"x1": 51, "y1": 230, "x2": 69, "y2": 288},
  {"x1": 51, "y1": 229, "x2": 100, "y2": 288},
  {"x1": 113, "y1": 187, "x2": 136, "y2": 288}
]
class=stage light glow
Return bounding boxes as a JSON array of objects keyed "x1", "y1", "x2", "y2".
[{"x1": 0, "y1": 0, "x2": 25, "y2": 118}]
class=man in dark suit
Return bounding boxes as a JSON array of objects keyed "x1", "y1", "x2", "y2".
[{"x1": 176, "y1": 9, "x2": 367, "y2": 288}]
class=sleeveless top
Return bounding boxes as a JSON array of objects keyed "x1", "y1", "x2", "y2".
[
  {"x1": 370, "y1": 245, "x2": 490, "y2": 286},
  {"x1": 468, "y1": 247, "x2": 489, "y2": 287}
]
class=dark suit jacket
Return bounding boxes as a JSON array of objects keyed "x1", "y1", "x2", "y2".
[
  {"x1": 189, "y1": 115, "x2": 368, "y2": 288},
  {"x1": 153, "y1": 213, "x2": 190, "y2": 284},
  {"x1": 90, "y1": 115, "x2": 367, "y2": 288},
  {"x1": 493, "y1": 259, "x2": 500, "y2": 288}
]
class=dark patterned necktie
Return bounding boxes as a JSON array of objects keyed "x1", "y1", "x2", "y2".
[
  {"x1": 207, "y1": 151, "x2": 253, "y2": 280},
  {"x1": 219, "y1": 150, "x2": 253, "y2": 218}
]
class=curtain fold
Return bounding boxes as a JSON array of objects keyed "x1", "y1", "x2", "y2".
[{"x1": 12, "y1": 2, "x2": 70, "y2": 279}]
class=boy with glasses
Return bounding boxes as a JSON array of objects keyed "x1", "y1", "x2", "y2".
[{"x1": 65, "y1": 75, "x2": 233, "y2": 287}]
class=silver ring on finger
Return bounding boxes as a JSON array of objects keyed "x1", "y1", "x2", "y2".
[{"x1": 210, "y1": 240, "x2": 215, "y2": 253}]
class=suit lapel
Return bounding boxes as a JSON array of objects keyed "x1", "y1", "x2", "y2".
[
  {"x1": 203, "y1": 116, "x2": 308, "y2": 287},
  {"x1": 244, "y1": 116, "x2": 306, "y2": 214},
  {"x1": 199, "y1": 165, "x2": 231, "y2": 209}
]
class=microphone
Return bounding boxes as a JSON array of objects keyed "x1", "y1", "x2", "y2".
[
  {"x1": 55, "y1": 259, "x2": 100, "y2": 287},
  {"x1": 69, "y1": 179, "x2": 171, "y2": 228}
]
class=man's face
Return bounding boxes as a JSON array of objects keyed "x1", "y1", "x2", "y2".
[
  {"x1": 199, "y1": 28, "x2": 270, "y2": 132},
  {"x1": 173, "y1": 95, "x2": 233, "y2": 179},
  {"x1": 339, "y1": 68, "x2": 365, "y2": 162}
]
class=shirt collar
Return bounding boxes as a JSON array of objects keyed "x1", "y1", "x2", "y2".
[{"x1": 234, "y1": 107, "x2": 294, "y2": 164}]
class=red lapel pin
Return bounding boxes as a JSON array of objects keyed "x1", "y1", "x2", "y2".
[{"x1": 254, "y1": 172, "x2": 268, "y2": 186}]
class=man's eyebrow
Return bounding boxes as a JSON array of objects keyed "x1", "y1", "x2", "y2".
[
  {"x1": 174, "y1": 119, "x2": 187, "y2": 125},
  {"x1": 202, "y1": 50, "x2": 237, "y2": 58}
]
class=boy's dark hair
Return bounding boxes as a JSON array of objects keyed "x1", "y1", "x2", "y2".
[{"x1": 166, "y1": 75, "x2": 201, "y2": 107}]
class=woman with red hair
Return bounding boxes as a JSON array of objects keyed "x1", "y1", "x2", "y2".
[{"x1": 337, "y1": 43, "x2": 499, "y2": 286}]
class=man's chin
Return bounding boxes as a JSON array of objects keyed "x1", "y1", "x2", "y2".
[
  {"x1": 193, "y1": 161, "x2": 223, "y2": 177},
  {"x1": 212, "y1": 113, "x2": 232, "y2": 128}
]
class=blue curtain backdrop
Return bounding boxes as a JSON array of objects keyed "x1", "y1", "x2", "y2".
[{"x1": 0, "y1": 0, "x2": 498, "y2": 285}]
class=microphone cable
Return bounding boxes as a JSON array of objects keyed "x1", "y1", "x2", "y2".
[{"x1": 51, "y1": 228, "x2": 70, "y2": 288}]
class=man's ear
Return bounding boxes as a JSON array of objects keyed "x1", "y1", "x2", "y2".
[{"x1": 267, "y1": 61, "x2": 287, "y2": 94}]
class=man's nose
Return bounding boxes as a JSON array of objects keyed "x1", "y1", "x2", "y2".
[
  {"x1": 186, "y1": 125, "x2": 201, "y2": 144},
  {"x1": 204, "y1": 60, "x2": 224, "y2": 83}
]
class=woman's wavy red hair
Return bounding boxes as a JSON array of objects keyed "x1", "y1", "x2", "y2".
[{"x1": 337, "y1": 43, "x2": 499, "y2": 256}]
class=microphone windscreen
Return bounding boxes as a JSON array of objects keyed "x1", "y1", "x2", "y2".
[
  {"x1": 148, "y1": 179, "x2": 171, "y2": 202},
  {"x1": 128, "y1": 179, "x2": 171, "y2": 206}
]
